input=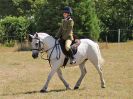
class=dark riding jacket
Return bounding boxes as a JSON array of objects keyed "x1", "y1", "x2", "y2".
[{"x1": 56, "y1": 17, "x2": 74, "y2": 41}]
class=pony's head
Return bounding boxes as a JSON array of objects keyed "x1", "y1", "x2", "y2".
[{"x1": 29, "y1": 33, "x2": 44, "y2": 59}]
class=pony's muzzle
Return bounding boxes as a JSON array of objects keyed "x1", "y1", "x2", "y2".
[{"x1": 32, "y1": 50, "x2": 39, "y2": 59}]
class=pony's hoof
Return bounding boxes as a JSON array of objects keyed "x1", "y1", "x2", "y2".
[
  {"x1": 74, "y1": 86, "x2": 79, "y2": 90},
  {"x1": 101, "y1": 85, "x2": 106, "y2": 88},
  {"x1": 40, "y1": 89, "x2": 47, "y2": 93},
  {"x1": 70, "y1": 61, "x2": 76, "y2": 64},
  {"x1": 66, "y1": 87, "x2": 71, "y2": 90}
]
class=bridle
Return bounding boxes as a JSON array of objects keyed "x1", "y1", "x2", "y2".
[
  {"x1": 32, "y1": 37, "x2": 44, "y2": 52},
  {"x1": 32, "y1": 37, "x2": 61, "y2": 67}
]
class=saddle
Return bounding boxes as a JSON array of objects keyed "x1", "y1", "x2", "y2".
[{"x1": 59, "y1": 38, "x2": 81, "y2": 66}]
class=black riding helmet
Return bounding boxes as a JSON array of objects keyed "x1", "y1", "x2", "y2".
[{"x1": 63, "y1": 6, "x2": 72, "y2": 15}]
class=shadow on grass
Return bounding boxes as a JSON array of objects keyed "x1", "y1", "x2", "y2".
[
  {"x1": 1, "y1": 87, "x2": 85, "y2": 96},
  {"x1": 1, "y1": 90, "x2": 40, "y2": 96},
  {"x1": 0, "y1": 89, "x2": 66, "y2": 96}
]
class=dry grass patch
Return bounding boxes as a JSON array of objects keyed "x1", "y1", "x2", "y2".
[{"x1": 0, "y1": 41, "x2": 133, "y2": 99}]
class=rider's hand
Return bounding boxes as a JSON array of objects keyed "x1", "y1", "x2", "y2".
[{"x1": 55, "y1": 36, "x2": 58, "y2": 39}]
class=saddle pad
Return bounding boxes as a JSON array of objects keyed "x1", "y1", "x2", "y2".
[{"x1": 59, "y1": 39, "x2": 80, "y2": 57}]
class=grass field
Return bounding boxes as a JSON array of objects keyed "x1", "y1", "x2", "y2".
[{"x1": 0, "y1": 42, "x2": 133, "y2": 99}]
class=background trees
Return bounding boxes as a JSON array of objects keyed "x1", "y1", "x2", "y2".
[
  {"x1": 0, "y1": 0, "x2": 17, "y2": 18},
  {"x1": 95, "y1": 0, "x2": 133, "y2": 41},
  {"x1": 0, "y1": 0, "x2": 132, "y2": 45},
  {"x1": 0, "y1": 0, "x2": 47, "y2": 17},
  {"x1": 73, "y1": 0, "x2": 100, "y2": 40},
  {"x1": 35, "y1": 0, "x2": 100, "y2": 40},
  {"x1": 0, "y1": 16, "x2": 29, "y2": 46}
]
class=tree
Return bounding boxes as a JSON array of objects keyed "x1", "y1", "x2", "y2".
[
  {"x1": 0, "y1": 0, "x2": 17, "y2": 18},
  {"x1": 73, "y1": 0, "x2": 100, "y2": 40},
  {"x1": 35, "y1": 0, "x2": 100, "y2": 40},
  {"x1": 35, "y1": 0, "x2": 66, "y2": 35},
  {"x1": 95, "y1": 0, "x2": 133, "y2": 41},
  {"x1": 0, "y1": 0, "x2": 47, "y2": 18},
  {"x1": 12, "y1": 0, "x2": 47, "y2": 17}
]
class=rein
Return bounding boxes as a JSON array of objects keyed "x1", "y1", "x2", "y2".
[
  {"x1": 32, "y1": 37, "x2": 61, "y2": 67},
  {"x1": 40, "y1": 39, "x2": 61, "y2": 67}
]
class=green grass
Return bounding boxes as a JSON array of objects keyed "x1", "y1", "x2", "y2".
[{"x1": 0, "y1": 42, "x2": 133, "y2": 99}]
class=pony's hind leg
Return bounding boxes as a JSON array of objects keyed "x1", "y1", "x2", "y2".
[
  {"x1": 57, "y1": 68, "x2": 71, "y2": 90},
  {"x1": 94, "y1": 64, "x2": 106, "y2": 88},
  {"x1": 74, "y1": 61, "x2": 87, "y2": 89}
]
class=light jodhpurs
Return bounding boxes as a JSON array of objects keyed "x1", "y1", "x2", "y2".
[{"x1": 65, "y1": 39, "x2": 72, "y2": 51}]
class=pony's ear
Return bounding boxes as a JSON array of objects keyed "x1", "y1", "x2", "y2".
[
  {"x1": 29, "y1": 34, "x2": 34, "y2": 38},
  {"x1": 35, "y1": 32, "x2": 38, "y2": 37},
  {"x1": 29, "y1": 34, "x2": 33, "y2": 42}
]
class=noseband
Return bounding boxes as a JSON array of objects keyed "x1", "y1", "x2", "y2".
[
  {"x1": 32, "y1": 37, "x2": 61, "y2": 67},
  {"x1": 32, "y1": 38, "x2": 44, "y2": 52}
]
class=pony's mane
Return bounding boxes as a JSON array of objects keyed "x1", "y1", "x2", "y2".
[
  {"x1": 37, "y1": 32, "x2": 49, "y2": 37},
  {"x1": 36, "y1": 32, "x2": 54, "y2": 40}
]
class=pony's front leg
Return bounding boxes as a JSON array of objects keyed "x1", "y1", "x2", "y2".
[
  {"x1": 57, "y1": 68, "x2": 71, "y2": 90},
  {"x1": 40, "y1": 64, "x2": 59, "y2": 93}
]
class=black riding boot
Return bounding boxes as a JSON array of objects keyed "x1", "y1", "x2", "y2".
[{"x1": 68, "y1": 49, "x2": 76, "y2": 64}]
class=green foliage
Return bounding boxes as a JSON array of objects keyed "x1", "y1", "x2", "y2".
[
  {"x1": 0, "y1": 0, "x2": 47, "y2": 17},
  {"x1": 0, "y1": 0, "x2": 17, "y2": 18},
  {"x1": 35, "y1": 0, "x2": 63, "y2": 35},
  {"x1": 35, "y1": 0, "x2": 100, "y2": 40},
  {"x1": 95, "y1": 0, "x2": 133, "y2": 42},
  {"x1": 73, "y1": 0, "x2": 100, "y2": 40},
  {"x1": 0, "y1": 16, "x2": 30, "y2": 46},
  {"x1": 4, "y1": 40, "x2": 15, "y2": 47},
  {"x1": 0, "y1": 0, "x2": 133, "y2": 42},
  {"x1": 12, "y1": 0, "x2": 47, "y2": 16},
  {"x1": 0, "y1": 24, "x2": 5, "y2": 43}
]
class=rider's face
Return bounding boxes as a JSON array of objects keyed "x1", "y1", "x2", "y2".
[{"x1": 63, "y1": 13, "x2": 69, "y2": 18}]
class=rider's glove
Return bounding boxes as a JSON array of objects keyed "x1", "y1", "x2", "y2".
[{"x1": 55, "y1": 36, "x2": 58, "y2": 39}]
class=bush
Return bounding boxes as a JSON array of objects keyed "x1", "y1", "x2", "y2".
[
  {"x1": 4, "y1": 40, "x2": 15, "y2": 47},
  {"x1": 0, "y1": 16, "x2": 30, "y2": 46},
  {"x1": 0, "y1": 24, "x2": 5, "y2": 43}
]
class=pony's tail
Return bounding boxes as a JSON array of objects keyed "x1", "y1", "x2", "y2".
[
  {"x1": 97, "y1": 44, "x2": 105, "y2": 66},
  {"x1": 99, "y1": 55, "x2": 105, "y2": 66}
]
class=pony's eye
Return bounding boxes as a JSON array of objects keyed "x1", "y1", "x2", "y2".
[{"x1": 35, "y1": 43, "x2": 39, "y2": 46}]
